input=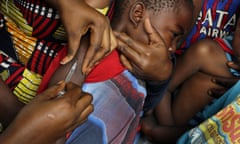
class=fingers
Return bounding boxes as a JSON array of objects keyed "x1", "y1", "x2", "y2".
[
  {"x1": 115, "y1": 31, "x2": 143, "y2": 52},
  {"x1": 109, "y1": 27, "x2": 118, "y2": 51},
  {"x1": 144, "y1": 18, "x2": 164, "y2": 45},
  {"x1": 120, "y1": 55, "x2": 133, "y2": 72},
  {"x1": 82, "y1": 19, "x2": 116, "y2": 75},
  {"x1": 63, "y1": 82, "x2": 84, "y2": 103},
  {"x1": 207, "y1": 88, "x2": 226, "y2": 98},
  {"x1": 100, "y1": 18, "x2": 112, "y2": 52},
  {"x1": 212, "y1": 77, "x2": 238, "y2": 88},
  {"x1": 115, "y1": 32, "x2": 141, "y2": 63},
  {"x1": 38, "y1": 81, "x2": 66, "y2": 100},
  {"x1": 76, "y1": 94, "x2": 94, "y2": 123},
  {"x1": 227, "y1": 61, "x2": 240, "y2": 71},
  {"x1": 68, "y1": 88, "x2": 93, "y2": 127},
  {"x1": 82, "y1": 21, "x2": 110, "y2": 74},
  {"x1": 61, "y1": 33, "x2": 83, "y2": 64},
  {"x1": 208, "y1": 76, "x2": 239, "y2": 98}
]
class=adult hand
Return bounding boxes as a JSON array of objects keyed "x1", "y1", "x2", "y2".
[
  {"x1": 208, "y1": 62, "x2": 240, "y2": 98},
  {"x1": 115, "y1": 19, "x2": 173, "y2": 81},
  {"x1": 49, "y1": 0, "x2": 117, "y2": 74},
  {"x1": 208, "y1": 18, "x2": 240, "y2": 98},
  {"x1": 208, "y1": 76, "x2": 239, "y2": 98},
  {"x1": 0, "y1": 82, "x2": 93, "y2": 144}
]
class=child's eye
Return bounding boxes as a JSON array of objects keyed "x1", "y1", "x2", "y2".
[
  {"x1": 172, "y1": 31, "x2": 184, "y2": 38},
  {"x1": 173, "y1": 32, "x2": 179, "y2": 37}
]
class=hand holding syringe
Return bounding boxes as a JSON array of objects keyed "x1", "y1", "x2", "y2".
[{"x1": 57, "y1": 60, "x2": 78, "y2": 96}]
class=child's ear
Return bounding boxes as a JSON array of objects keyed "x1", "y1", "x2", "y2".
[{"x1": 129, "y1": 2, "x2": 145, "y2": 27}]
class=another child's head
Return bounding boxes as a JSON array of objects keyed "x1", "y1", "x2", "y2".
[{"x1": 112, "y1": 0, "x2": 194, "y2": 52}]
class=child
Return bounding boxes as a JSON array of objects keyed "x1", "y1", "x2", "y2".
[
  {"x1": 0, "y1": 0, "x2": 194, "y2": 143},
  {"x1": 141, "y1": 14, "x2": 240, "y2": 143},
  {"x1": 178, "y1": 41, "x2": 240, "y2": 143},
  {"x1": 47, "y1": 0, "x2": 194, "y2": 143}
]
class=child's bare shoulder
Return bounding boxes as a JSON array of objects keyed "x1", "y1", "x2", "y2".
[{"x1": 188, "y1": 38, "x2": 223, "y2": 57}]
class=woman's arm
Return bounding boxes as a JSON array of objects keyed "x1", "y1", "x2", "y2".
[
  {"x1": 0, "y1": 82, "x2": 93, "y2": 144},
  {"x1": 0, "y1": 78, "x2": 24, "y2": 129}
]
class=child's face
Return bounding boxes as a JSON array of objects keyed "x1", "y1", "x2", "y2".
[
  {"x1": 150, "y1": 8, "x2": 193, "y2": 52},
  {"x1": 129, "y1": 3, "x2": 193, "y2": 52}
]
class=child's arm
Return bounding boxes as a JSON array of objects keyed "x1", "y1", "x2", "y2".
[
  {"x1": 208, "y1": 18, "x2": 240, "y2": 97},
  {"x1": 48, "y1": 36, "x2": 89, "y2": 88},
  {"x1": 153, "y1": 42, "x2": 205, "y2": 125},
  {"x1": 169, "y1": 39, "x2": 221, "y2": 92},
  {"x1": 154, "y1": 39, "x2": 220, "y2": 125}
]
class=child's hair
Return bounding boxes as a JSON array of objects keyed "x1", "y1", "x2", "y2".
[{"x1": 113, "y1": 0, "x2": 193, "y2": 19}]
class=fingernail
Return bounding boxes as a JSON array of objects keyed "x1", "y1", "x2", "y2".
[
  {"x1": 82, "y1": 68, "x2": 89, "y2": 75},
  {"x1": 228, "y1": 61, "x2": 234, "y2": 65},
  {"x1": 94, "y1": 62, "x2": 100, "y2": 66},
  {"x1": 86, "y1": 68, "x2": 91, "y2": 75},
  {"x1": 60, "y1": 60, "x2": 66, "y2": 65},
  {"x1": 57, "y1": 81, "x2": 64, "y2": 85}
]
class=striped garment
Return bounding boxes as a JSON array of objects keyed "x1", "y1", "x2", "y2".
[
  {"x1": 177, "y1": 0, "x2": 240, "y2": 55},
  {"x1": 0, "y1": 0, "x2": 112, "y2": 103},
  {"x1": 0, "y1": 0, "x2": 68, "y2": 103}
]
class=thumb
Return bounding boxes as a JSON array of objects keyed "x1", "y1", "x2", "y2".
[
  {"x1": 61, "y1": 35, "x2": 82, "y2": 64},
  {"x1": 144, "y1": 18, "x2": 165, "y2": 45},
  {"x1": 39, "y1": 81, "x2": 66, "y2": 100}
]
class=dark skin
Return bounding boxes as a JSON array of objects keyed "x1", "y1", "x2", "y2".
[
  {"x1": 210, "y1": 23, "x2": 240, "y2": 97},
  {"x1": 0, "y1": 79, "x2": 24, "y2": 128},
  {"x1": 0, "y1": 81, "x2": 93, "y2": 144},
  {"x1": 51, "y1": 0, "x2": 194, "y2": 84},
  {"x1": 0, "y1": 0, "x2": 113, "y2": 128},
  {"x1": 48, "y1": 1, "x2": 193, "y2": 143},
  {"x1": 115, "y1": 0, "x2": 202, "y2": 81},
  {"x1": 141, "y1": 18, "x2": 240, "y2": 143},
  {"x1": 48, "y1": 35, "x2": 88, "y2": 87},
  {"x1": 45, "y1": 0, "x2": 116, "y2": 74}
]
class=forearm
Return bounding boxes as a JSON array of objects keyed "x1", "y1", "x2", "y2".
[
  {"x1": 0, "y1": 115, "x2": 55, "y2": 144},
  {"x1": 0, "y1": 124, "x2": 36, "y2": 144},
  {"x1": 0, "y1": 79, "x2": 24, "y2": 129}
]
